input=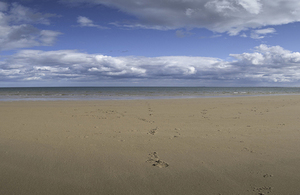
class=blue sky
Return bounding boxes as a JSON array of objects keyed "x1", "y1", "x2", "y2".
[{"x1": 1, "y1": 0, "x2": 300, "y2": 87}]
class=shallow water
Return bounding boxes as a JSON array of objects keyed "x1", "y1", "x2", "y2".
[{"x1": 0, "y1": 87, "x2": 300, "y2": 101}]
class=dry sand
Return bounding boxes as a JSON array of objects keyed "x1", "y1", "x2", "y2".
[{"x1": 1, "y1": 95, "x2": 300, "y2": 194}]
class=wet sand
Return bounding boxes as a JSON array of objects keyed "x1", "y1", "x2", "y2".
[{"x1": 1, "y1": 95, "x2": 300, "y2": 194}]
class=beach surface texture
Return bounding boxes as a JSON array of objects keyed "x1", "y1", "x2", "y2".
[{"x1": 1, "y1": 96, "x2": 300, "y2": 194}]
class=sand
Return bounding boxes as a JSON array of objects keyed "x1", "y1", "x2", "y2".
[{"x1": 1, "y1": 95, "x2": 300, "y2": 194}]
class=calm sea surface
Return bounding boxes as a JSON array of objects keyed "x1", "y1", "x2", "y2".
[{"x1": 0, "y1": 87, "x2": 300, "y2": 101}]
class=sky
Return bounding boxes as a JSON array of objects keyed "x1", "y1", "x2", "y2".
[{"x1": 1, "y1": 0, "x2": 300, "y2": 87}]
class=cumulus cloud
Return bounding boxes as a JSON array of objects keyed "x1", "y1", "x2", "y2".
[
  {"x1": 60, "y1": 0, "x2": 300, "y2": 36},
  {"x1": 77, "y1": 16, "x2": 109, "y2": 29},
  {"x1": 0, "y1": 2, "x2": 61, "y2": 51},
  {"x1": 1, "y1": 44, "x2": 300, "y2": 85},
  {"x1": 230, "y1": 44, "x2": 300, "y2": 82},
  {"x1": 0, "y1": 49, "x2": 222, "y2": 82}
]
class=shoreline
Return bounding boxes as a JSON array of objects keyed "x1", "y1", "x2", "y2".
[
  {"x1": 1, "y1": 86, "x2": 300, "y2": 102},
  {"x1": 1, "y1": 95, "x2": 300, "y2": 194},
  {"x1": 1, "y1": 93, "x2": 300, "y2": 102}
]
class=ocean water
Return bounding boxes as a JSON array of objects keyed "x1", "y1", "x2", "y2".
[{"x1": 0, "y1": 87, "x2": 300, "y2": 101}]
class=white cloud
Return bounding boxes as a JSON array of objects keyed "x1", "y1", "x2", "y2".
[
  {"x1": 8, "y1": 2, "x2": 56, "y2": 25},
  {"x1": 60, "y1": 0, "x2": 300, "y2": 36},
  {"x1": 232, "y1": 44, "x2": 300, "y2": 65},
  {"x1": 39, "y1": 30, "x2": 63, "y2": 45},
  {"x1": 77, "y1": 16, "x2": 94, "y2": 27},
  {"x1": 2, "y1": 44, "x2": 300, "y2": 85},
  {"x1": 250, "y1": 28, "x2": 276, "y2": 39},
  {"x1": 230, "y1": 44, "x2": 300, "y2": 82},
  {"x1": 0, "y1": 49, "x2": 222, "y2": 82},
  {"x1": 240, "y1": 33, "x2": 247, "y2": 37},
  {"x1": 237, "y1": 0, "x2": 262, "y2": 14},
  {"x1": 77, "y1": 16, "x2": 109, "y2": 29},
  {"x1": 0, "y1": 2, "x2": 61, "y2": 51}
]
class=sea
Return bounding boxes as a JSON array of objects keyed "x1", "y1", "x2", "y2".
[{"x1": 0, "y1": 87, "x2": 300, "y2": 101}]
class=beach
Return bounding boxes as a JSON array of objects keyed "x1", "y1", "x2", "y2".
[{"x1": 1, "y1": 95, "x2": 300, "y2": 194}]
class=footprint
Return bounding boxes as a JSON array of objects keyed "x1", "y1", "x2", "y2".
[
  {"x1": 263, "y1": 174, "x2": 273, "y2": 178},
  {"x1": 138, "y1": 117, "x2": 154, "y2": 124},
  {"x1": 253, "y1": 186, "x2": 273, "y2": 195},
  {"x1": 242, "y1": 147, "x2": 254, "y2": 153},
  {"x1": 173, "y1": 128, "x2": 181, "y2": 137},
  {"x1": 146, "y1": 152, "x2": 169, "y2": 168},
  {"x1": 148, "y1": 127, "x2": 158, "y2": 135}
]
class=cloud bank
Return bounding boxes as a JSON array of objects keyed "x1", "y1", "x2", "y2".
[
  {"x1": 1, "y1": 44, "x2": 300, "y2": 86},
  {"x1": 0, "y1": 2, "x2": 61, "y2": 51},
  {"x1": 60, "y1": 0, "x2": 300, "y2": 35}
]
